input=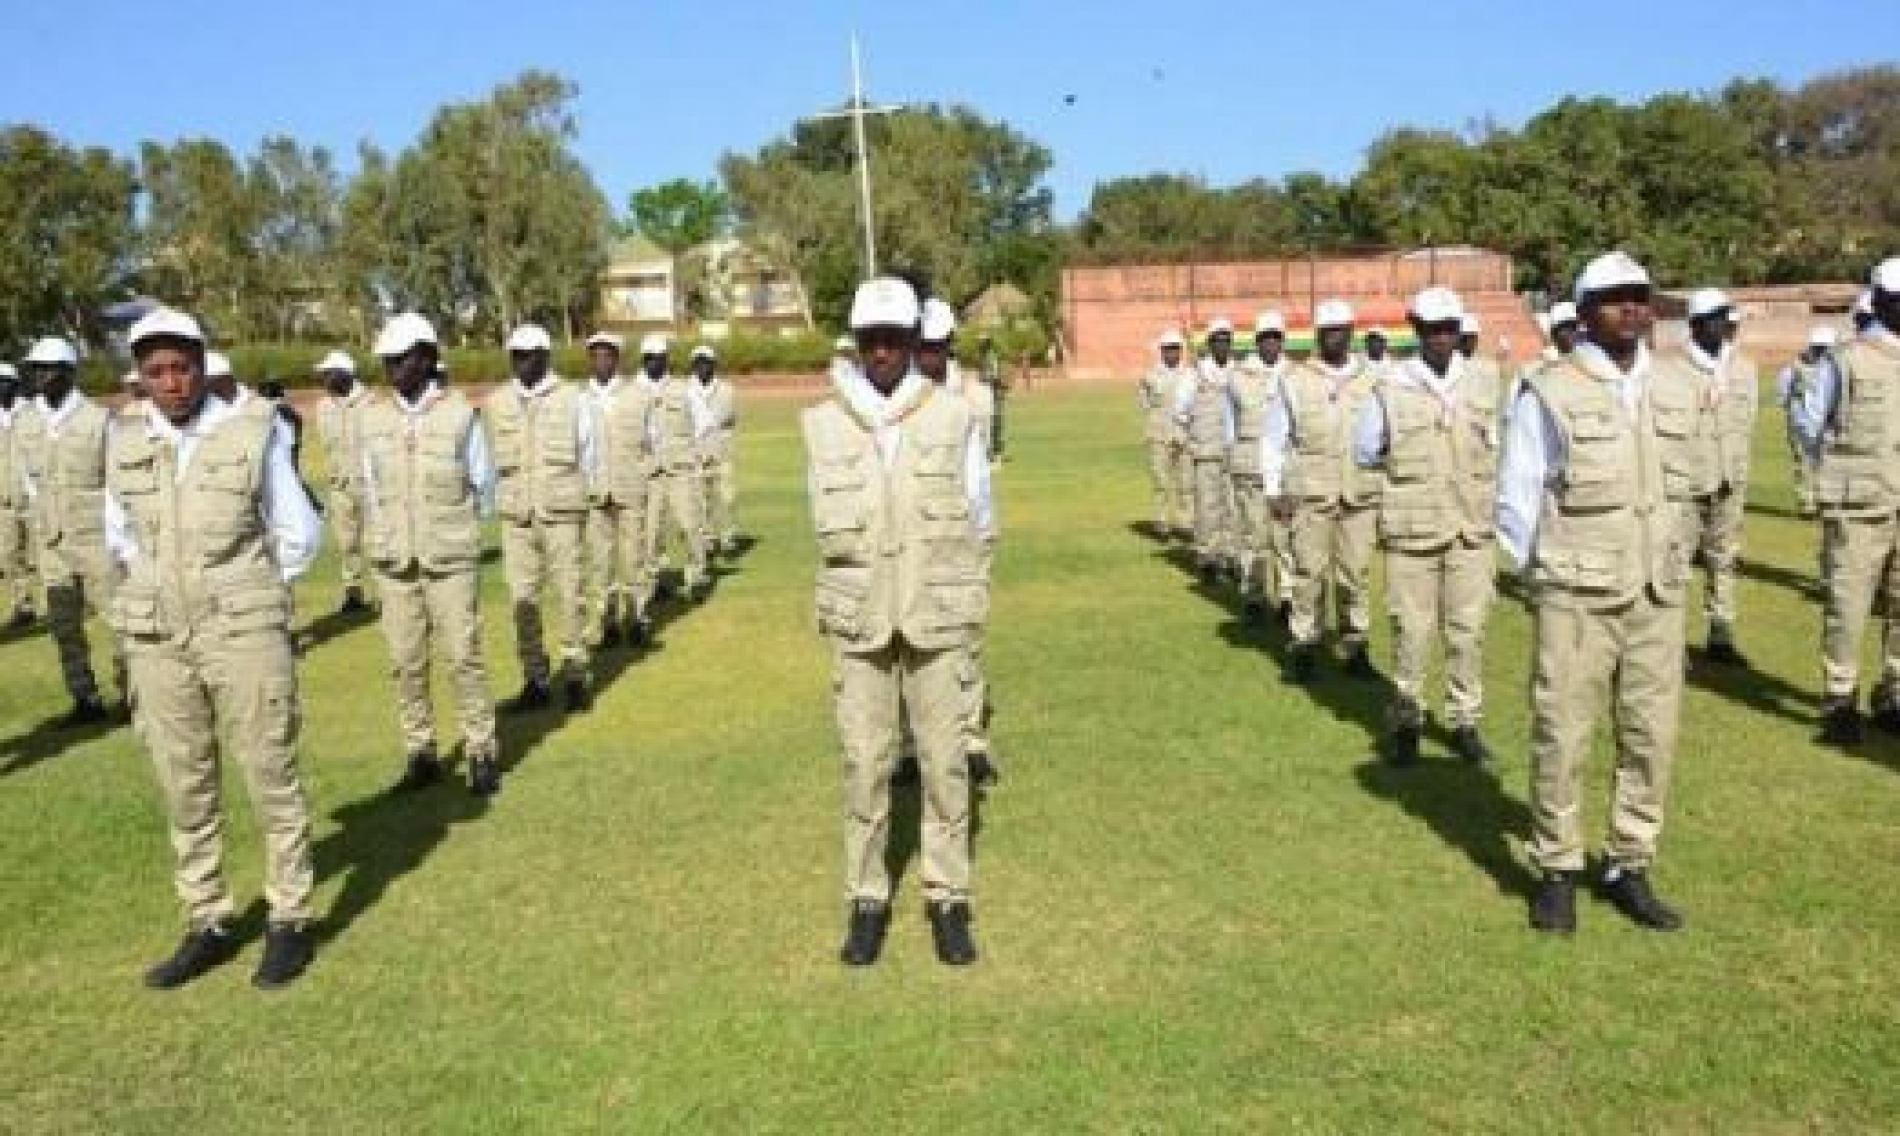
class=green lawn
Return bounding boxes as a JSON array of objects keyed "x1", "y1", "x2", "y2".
[{"x1": 2, "y1": 383, "x2": 1896, "y2": 1133}]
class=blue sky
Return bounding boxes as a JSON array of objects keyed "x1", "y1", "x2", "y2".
[{"x1": 6, "y1": 0, "x2": 1896, "y2": 220}]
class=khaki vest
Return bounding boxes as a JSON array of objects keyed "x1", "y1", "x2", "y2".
[
  {"x1": 356, "y1": 391, "x2": 483, "y2": 573},
  {"x1": 315, "y1": 389, "x2": 369, "y2": 491},
  {"x1": 1815, "y1": 334, "x2": 1900, "y2": 518},
  {"x1": 17, "y1": 396, "x2": 110, "y2": 546},
  {"x1": 1185, "y1": 365, "x2": 1231, "y2": 461},
  {"x1": 651, "y1": 376, "x2": 699, "y2": 473},
  {"x1": 1527, "y1": 363, "x2": 1686, "y2": 610},
  {"x1": 487, "y1": 379, "x2": 587, "y2": 524},
  {"x1": 1377, "y1": 364, "x2": 1502, "y2": 552},
  {"x1": 106, "y1": 409, "x2": 287, "y2": 641},
  {"x1": 802, "y1": 388, "x2": 985, "y2": 655},
  {"x1": 1227, "y1": 362, "x2": 1279, "y2": 478},
  {"x1": 592, "y1": 380, "x2": 657, "y2": 506},
  {"x1": 1651, "y1": 353, "x2": 1716, "y2": 502},
  {"x1": 1282, "y1": 359, "x2": 1383, "y2": 506},
  {"x1": 1138, "y1": 366, "x2": 1186, "y2": 442}
]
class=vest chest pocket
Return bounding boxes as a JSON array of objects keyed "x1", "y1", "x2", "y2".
[
  {"x1": 112, "y1": 454, "x2": 160, "y2": 499},
  {"x1": 420, "y1": 464, "x2": 468, "y2": 506},
  {"x1": 923, "y1": 578, "x2": 988, "y2": 635},
  {"x1": 1558, "y1": 455, "x2": 1623, "y2": 512},
  {"x1": 913, "y1": 440, "x2": 963, "y2": 478},
  {"x1": 918, "y1": 494, "x2": 972, "y2": 542},
  {"x1": 812, "y1": 469, "x2": 867, "y2": 563},
  {"x1": 197, "y1": 454, "x2": 254, "y2": 496}
]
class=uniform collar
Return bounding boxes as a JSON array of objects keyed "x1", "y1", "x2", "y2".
[
  {"x1": 513, "y1": 373, "x2": 560, "y2": 399},
  {"x1": 143, "y1": 393, "x2": 232, "y2": 444}
]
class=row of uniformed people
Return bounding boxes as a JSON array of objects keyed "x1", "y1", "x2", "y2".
[
  {"x1": 2, "y1": 308, "x2": 747, "y2": 991},
  {"x1": 1134, "y1": 250, "x2": 1848, "y2": 935}
]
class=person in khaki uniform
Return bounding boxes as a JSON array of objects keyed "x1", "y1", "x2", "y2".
[
  {"x1": 488, "y1": 323, "x2": 595, "y2": 714},
  {"x1": 106, "y1": 307, "x2": 323, "y2": 990},
  {"x1": 357, "y1": 313, "x2": 502, "y2": 797},
  {"x1": 1264, "y1": 299, "x2": 1383, "y2": 682},
  {"x1": 1229, "y1": 311, "x2": 1294, "y2": 623},
  {"x1": 1498, "y1": 251, "x2": 1691, "y2": 935},
  {"x1": 1673, "y1": 288, "x2": 1759, "y2": 664},
  {"x1": 1175, "y1": 317, "x2": 1237, "y2": 580},
  {"x1": 1355, "y1": 288, "x2": 1500, "y2": 767},
  {"x1": 918, "y1": 298, "x2": 1000, "y2": 789},
  {"x1": 580, "y1": 331, "x2": 645, "y2": 648},
  {"x1": 690, "y1": 345, "x2": 742, "y2": 556},
  {"x1": 313, "y1": 349, "x2": 373, "y2": 615},
  {"x1": 0, "y1": 364, "x2": 39, "y2": 628},
  {"x1": 1794, "y1": 258, "x2": 1900, "y2": 743},
  {"x1": 590, "y1": 334, "x2": 663, "y2": 648},
  {"x1": 809, "y1": 277, "x2": 992, "y2": 968},
  {"x1": 17, "y1": 336, "x2": 126, "y2": 725},
  {"x1": 1136, "y1": 330, "x2": 1193, "y2": 538},
  {"x1": 1776, "y1": 326, "x2": 1837, "y2": 518},
  {"x1": 639, "y1": 334, "x2": 710, "y2": 605}
]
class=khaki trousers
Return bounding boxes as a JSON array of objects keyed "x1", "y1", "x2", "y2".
[
  {"x1": 0, "y1": 504, "x2": 35, "y2": 613},
  {"x1": 1685, "y1": 486, "x2": 1745, "y2": 643},
  {"x1": 642, "y1": 468, "x2": 707, "y2": 597},
  {"x1": 1189, "y1": 457, "x2": 1230, "y2": 566},
  {"x1": 833, "y1": 636, "x2": 973, "y2": 905},
  {"x1": 127, "y1": 625, "x2": 314, "y2": 927},
  {"x1": 1147, "y1": 439, "x2": 1189, "y2": 532},
  {"x1": 501, "y1": 517, "x2": 589, "y2": 685},
  {"x1": 1288, "y1": 501, "x2": 1377, "y2": 651},
  {"x1": 1229, "y1": 473, "x2": 1275, "y2": 600},
  {"x1": 1528, "y1": 588, "x2": 1685, "y2": 873},
  {"x1": 586, "y1": 498, "x2": 648, "y2": 640},
  {"x1": 1820, "y1": 512, "x2": 1900, "y2": 699},
  {"x1": 327, "y1": 488, "x2": 369, "y2": 593},
  {"x1": 1386, "y1": 539, "x2": 1494, "y2": 728},
  {"x1": 701, "y1": 445, "x2": 738, "y2": 548},
  {"x1": 40, "y1": 536, "x2": 123, "y2": 702},
  {"x1": 374, "y1": 563, "x2": 496, "y2": 760}
]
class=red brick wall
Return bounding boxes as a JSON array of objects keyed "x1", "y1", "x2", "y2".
[{"x1": 1063, "y1": 251, "x2": 1542, "y2": 373}]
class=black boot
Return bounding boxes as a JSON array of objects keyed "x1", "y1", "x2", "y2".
[
  {"x1": 600, "y1": 620, "x2": 624, "y2": 649},
  {"x1": 563, "y1": 677, "x2": 591, "y2": 713},
  {"x1": 1703, "y1": 638, "x2": 1747, "y2": 667},
  {"x1": 1344, "y1": 646, "x2": 1379, "y2": 680},
  {"x1": 503, "y1": 680, "x2": 552, "y2": 715},
  {"x1": 926, "y1": 901, "x2": 978, "y2": 965},
  {"x1": 1452, "y1": 726, "x2": 1494, "y2": 768},
  {"x1": 338, "y1": 586, "x2": 368, "y2": 615},
  {"x1": 1871, "y1": 686, "x2": 1900, "y2": 735},
  {"x1": 1285, "y1": 645, "x2": 1318, "y2": 685},
  {"x1": 627, "y1": 618, "x2": 652, "y2": 648},
  {"x1": 1819, "y1": 695, "x2": 1862, "y2": 745},
  {"x1": 390, "y1": 748, "x2": 443, "y2": 793},
  {"x1": 838, "y1": 899, "x2": 890, "y2": 966},
  {"x1": 1241, "y1": 597, "x2": 1265, "y2": 624},
  {"x1": 1387, "y1": 724, "x2": 1421, "y2": 767},
  {"x1": 252, "y1": 923, "x2": 315, "y2": 990},
  {"x1": 1529, "y1": 872, "x2": 1577, "y2": 934},
  {"x1": 1600, "y1": 868, "x2": 1684, "y2": 931},
  {"x1": 1275, "y1": 600, "x2": 1293, "y2": 629},
  {"x1": 58, "y1": 696, "x2": 109, "y2": 729},
  {"x1": 968, "y1": 752, "x2": 1000, "y2": 790},
  {"x1": 7, "y1": 606, "x2": 34, "y2": 630},
  {"x1": 143, "y1": 925, "x2": 238, "y2": 989},
  {"x1": 468, "y1": 754, "x2": 501, "y2": 797}
]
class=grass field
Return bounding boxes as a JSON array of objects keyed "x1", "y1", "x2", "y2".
[{"x1": 2, "y1": 382, "x2": 1897, "y2": 1133}]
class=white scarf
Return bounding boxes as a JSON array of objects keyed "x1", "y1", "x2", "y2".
[
  {"x1": 1398, "y1": 354, "x2": 1467, "y2": 422},
  {"x1": 836, "y1": 362, "x2": 931, "y2": 466},
  {"x1": 1572, "y1": 340, "x2": 1652, "y2": 415}
]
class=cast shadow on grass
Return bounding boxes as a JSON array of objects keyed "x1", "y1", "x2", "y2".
[
  {"x1": 1684, "y1": 645, "x2": 1822, "y2": 727},
  {"x1": 1735, "y1": 555, "x2": 1824, "y2": 602},
  {"x1": 0, "y1": 715, "x2": 117, "y2": 779},
  {"x1": 1744, "y1": 499, "x2": 1817, "y2": 524},
  {"x1": 315, "y1": 767, "x2": 491, "y2": 945},
  {"x1": 1354, "y1": 755, "x2": 1539, "y2": 899},
  {"x1": 296, "y1": 603, "x2": 377, "y2": 654}
]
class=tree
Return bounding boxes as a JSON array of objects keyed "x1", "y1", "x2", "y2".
[
  {"x1": 721, "y1": 104, "x2": 1054, "y2": 328},
  {"x1": 0, "y1": 125, "x2": 137, "y2": 350},
  {"x1": 248, "y1": 135, "x2": 343, "y2": 340},
  {"x1": 338, "y1": 71, "x2": 613, "y2": 343},
  {"x1": 138, "y1": 136, "x2": 261, "y2": 340},
  {"x1": 626, "y1": 178, "x2": 729, "y2": 252}
]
